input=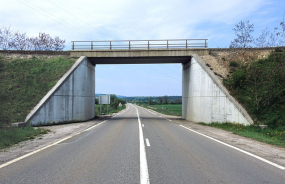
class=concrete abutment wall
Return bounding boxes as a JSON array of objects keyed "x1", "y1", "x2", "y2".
[
  {"x1": 182, "y1": 54, "x2": 253, "y2": 125},
  {"x1": 25, "y1": 56, "x2": 95, "y2": 126}
]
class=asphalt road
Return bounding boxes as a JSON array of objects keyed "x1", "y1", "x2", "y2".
[{"x1": 0, "y1": 104, "x2": 284, "y2": 184}]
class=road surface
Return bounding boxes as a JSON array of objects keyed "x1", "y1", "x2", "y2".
[{"x1": 0, "y1": 104, "x2": 284, "y2": 184}]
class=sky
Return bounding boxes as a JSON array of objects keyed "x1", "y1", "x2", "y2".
[{"x1": 1, "y1": 0, "x2": 285, "y2": 96}]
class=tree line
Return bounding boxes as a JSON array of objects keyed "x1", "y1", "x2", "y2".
[
  {"x1": 0, "y1": 26, "x2": 65, "y2": 51},
  {"x1": 128, "y1": 96, "x2": 182, "y2": 105}
]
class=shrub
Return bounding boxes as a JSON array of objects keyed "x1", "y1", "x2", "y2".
[
  {"x1": 229, "y1": 61, "x2": 239, "y2": 67},
  {"x1": 224, "y1": 48, "x2": 285, "y2": 127}
]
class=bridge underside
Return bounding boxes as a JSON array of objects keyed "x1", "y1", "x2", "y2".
[{"x1": 88, "y1": 56, "x2": 191, "y2": 64}]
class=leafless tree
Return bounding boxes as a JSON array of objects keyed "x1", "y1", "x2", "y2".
[
  {"x1": 0, "y1": 26, "x2": 66, "y2": 51},
  {"x1": 38, "y1": 32, "x2": 54, "y2": 51},
  {"x1": 29, "y1": 36, "x2": 40, "y2": 51},
  {"x1": 230, "y1": 20, "x2": 254, "y2": 48},
  {"x1": 0, "y1": 26, "x2": 14, "y2": 50},
  {"x1": 254, "y1": 28, "x2": 269, "y2": 47},
  {"x1": 12, "y1": 31, "x2": 28, "y2": 50},
  {"x1": 53, "y1": 36, "x2": 65, "y2": 51}
]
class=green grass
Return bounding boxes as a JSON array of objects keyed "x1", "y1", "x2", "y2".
[
  {"x1": 95, "y1": 104, "x2": 126, "y2": 116},
  {"x1": 199, "y1": 122, "x2": 285, "y2": 148},
  {"x1": 0, "y1": 126, "x2": 50, "y2": 150},
  {"x1": 0, "y1": 55, "x2": 76, "y2": 149},
  {"x1": 139, "y1": 104, "x2": 182, "y2": 116},
  {"x1": 0, "y1": 55, "x2": 76, "y2": 127}
]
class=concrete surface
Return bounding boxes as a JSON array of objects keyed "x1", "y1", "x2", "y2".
[
  {"x1": 25, "y1": 56, "x2": 95, "y2": 126},
  {"x1": 11, "y1": 122, "x2": 27, "y2": 128},
  {"x1": 70, "y1": 48, "x2": 209, "y2": 64},
  {"x1": 1, "y1": 104, "x2": 284, "y2": 184},
  {"x1": 182, "y1": 54, "x2": 253, "y2": 125}
]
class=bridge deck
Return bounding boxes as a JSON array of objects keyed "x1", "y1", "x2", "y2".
[{"x1": 70, "y1": 48, "x2": 209, "y2": 64}]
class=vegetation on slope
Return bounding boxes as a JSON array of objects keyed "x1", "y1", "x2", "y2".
[
  {"x1": 0, "y1": 55, "x2": 76, "y2": 127},
  {"x1": 223, "y1": 48, "x2": 285, "y2": 128}
]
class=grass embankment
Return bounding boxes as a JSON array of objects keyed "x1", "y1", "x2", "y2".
[
  {"x1": 95, "y1": 104, "x2": 126, "y2": 116},
  {"x1": 0, "y1": 127, "x2": 50, "y2": 150},
  {"x1": 139, "y1": 104, "x2": 182, "y2": 116},
  {"x1": 0, "y1": 55, "x2": 76, "y2": 149},
  {"x1": 199, "y1": 123, "x2": 285, "y2": 148}
]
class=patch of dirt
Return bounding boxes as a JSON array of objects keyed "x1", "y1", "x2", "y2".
[{"x1": 200, "y1": 48, "x2": 274, "y2": 79}]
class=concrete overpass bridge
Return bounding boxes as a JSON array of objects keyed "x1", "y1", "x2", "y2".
[{"x1": 25, "y1": 39, "x2": 253, "y2": 126}]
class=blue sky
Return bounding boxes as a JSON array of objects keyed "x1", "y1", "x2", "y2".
[{"x1": 1, "y1": 0, "x2": 285, "y2": 96}]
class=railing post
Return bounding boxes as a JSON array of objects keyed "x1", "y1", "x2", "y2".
[
  {"x1": 72, "y1": 42, "x2": 74, "y2": 50},
  {"x1": 186, "y1": 40, "x2": 187, "y2": 48},
  {"x1": 91, "y1": 42, "x2": 93, "y2": 50},
  {"x1": 205, "y1": 39, "x2": 207, "y2": 48},
  {"x1": 129, "y1": 41, "x2": 130, "y2": 49},
  {"x1": 167, "y1": 40, "x2": 168, "y2": 49},
  {"x1": 110, "y1": 41, "x2": 111, "y2": 49},
  {"x1": 148, "y1": 40, "x2": 149, "y2": 49}
]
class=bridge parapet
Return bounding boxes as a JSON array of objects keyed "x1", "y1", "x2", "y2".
[{"x1": 71, "y1": 39, "x2": 208, "y2": 50}]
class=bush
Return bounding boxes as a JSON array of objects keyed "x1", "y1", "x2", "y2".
[
  {"x1": 224, "y1": 48, "x2": 285, "y2": 127},
  {"x1": 229, "y1": 61, "x2": 239, "y2": 67}
]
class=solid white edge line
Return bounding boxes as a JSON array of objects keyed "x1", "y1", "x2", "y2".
[
  {"x1": 179, "y1": 125, "x2": 285, "y2": 170},
  {"x1": 0, "y1": 120, "x2": 107, "y2": 169},
  {"x1": 146, "y1": 139, "x2": 151, "y2": 147},
  {"x1": 133, "y1": 105, "x2": 150, "y2": 184}
]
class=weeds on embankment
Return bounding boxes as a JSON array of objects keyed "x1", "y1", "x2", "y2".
[
  {"x1": 223, "y1": 48, "x2": 285, "y2": 128},
  {"x1": 0, "y1": 55, "x2": 76, "y2": 149},
  {"x1": 0, "y1": 55, "x2": 76, "y2": 127},
  {"x1": 199, "y1": 122, "x2": 285, "y2": 148},
  {"x1": 0, "y1": 126, "x2": 50, "y2": 150}
]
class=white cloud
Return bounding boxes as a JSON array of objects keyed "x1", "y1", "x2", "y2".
[{"x1": 1, "y1": 0, "x2": 272, "y2": 47}]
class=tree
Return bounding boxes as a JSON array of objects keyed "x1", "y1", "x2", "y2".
[
  {"x1": 162, "y1": 95, "x2": 168, "y2": 104},
  {"x1": 230, "y1": 20, "x2": 254, "y2": 48},
  {"x1": 53, "y1": 36, "x2": 65, "y2": 51},
  {"x1": 174, "y1": 98, "x2": 182, "y2": 104},
  {"x1": 0, "y1": 26, "x2": 14, "y2": 50},
  {"x1": 12, "y1": 31, "x2": 28, "y2": 50},
  {"x1": 157, "y1": 97, "x2": 163, "y2": 104},
  {"x1": 0, "y1": 26, "x2": 66, "y2": 51},
  {"x1": 148, "y1": 97, "x2": 153, "y2": 105},
  {"x1": 254, "y1": 28, "x2": 269, "y2": 47}
]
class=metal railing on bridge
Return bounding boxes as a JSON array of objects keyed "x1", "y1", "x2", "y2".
[{"x1": 71, "y1": 39, "x2": 208, "y2": 50}]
